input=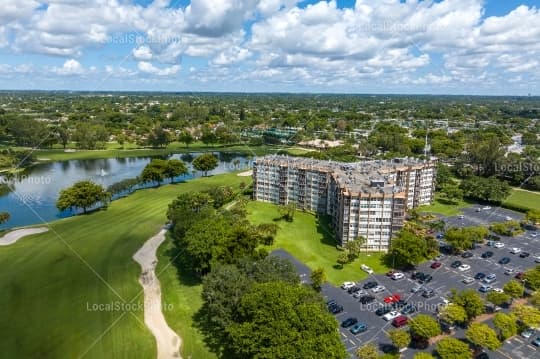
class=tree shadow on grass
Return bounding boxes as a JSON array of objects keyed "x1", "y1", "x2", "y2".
[{"x1": 315, "y1": 214, "x2": 339, "y2": 247}]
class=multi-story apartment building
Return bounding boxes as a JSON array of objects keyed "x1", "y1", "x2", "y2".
[{"x1": 253, "y1": 155, "x2": 436, "y2": 251}]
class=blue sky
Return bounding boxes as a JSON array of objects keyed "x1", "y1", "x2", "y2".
[{"x1": 0, "y1": 0, "x2": 539, "y2": 94}]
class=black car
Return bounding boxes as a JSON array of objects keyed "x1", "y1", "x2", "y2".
[
  {"x1": 422, "y1": 289, "x2": 435, "y2": 298},
  {"x1": 375, "y1": 306, "x2": 392, "y2": 316},
  {"x1": 328, "y1": 304, "x2": 344, "y2": 314},
  {"x1": 481, "y1": 251, "x2": 493, "y2": 258},
  {"x1": 391, "y1": 300, "x2": 407, "y2": 309},
  {"x1": 412, "y1": 272, "x2": 425, "y2": 280},
  {"x1": 474, "y1": 272, "x2": 486, "y2": 280},
  {"x1": 476, "y1": 353, "x2": 489, "y2": 359},
  {"x1": 359, "y1": 295, "x2": 375, "y2": 304},
  {"x1": 499, "y1": 257, "x2": 511, "y2": 265},
  {"x1": 348, "y1": 286, "x2": 361, "y2": 294},
  {"x1": 363, "y1": 281, "x2": 378, "y2": 289},
  {"x1": 341, "y1": 317, "x2": 358, "y2": 328},
  {"x1": 462, "y1": 252, "x2": 473, "y2": 258},
  {"x1": 420, "y1": 274, "x2": 433, "y2": 283},
  {"x1": 520, "y1": 252, "x2": 530, "y2": 258},
  {"x1": 401, "y1": 304, "x2": 417, "y2": 314},
  {"x1": 451, "y1": 260, "x2": 462, "y2": 268},
  {"x1": 326, "y1": 299, "x2": 337, "y2": 307}
]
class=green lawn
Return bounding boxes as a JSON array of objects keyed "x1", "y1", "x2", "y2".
[
  {"x1": 30, "y1": 142, "x2": 308, "y2": 162},
  {"x1": 504, "y1": 188, "x2": 540, "y2": 211},
  {"x1": 419, "y1": 195, "x2": 472, "y2": 216},
  {"x1": 246, "y1": 201, "x2": 388, "y2": 285},
  {"x1": 0, "y1": 172, "x2": 246, "y2": 358}
]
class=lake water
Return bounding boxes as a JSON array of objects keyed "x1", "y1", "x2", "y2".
[{"x1": 0, "y1": 152, "x2": 253, "y2": 229}]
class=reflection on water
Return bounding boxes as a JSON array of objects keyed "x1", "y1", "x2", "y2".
[{"x1": 0, "y1": 152, "x2": 252, "y2": 229}]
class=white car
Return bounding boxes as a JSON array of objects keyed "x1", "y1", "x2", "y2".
[
  {"x1": 531, "y1": 232, "x2": 538, "y2": 238},
  {"x1": 535, "y1": 256, "x2": 540, "y2": 263},
  {"x1": 462, "y1": 276, "x2": 475, "y2": 284},
  {"x1": 510, "y1": 247, "x2": 522, "y2": 254},
  {"x1": 383, "y1": 311, "x2": 401, "y2": 321},
  {"x1": 372, "y1": 285, "x2": 385, "y2": 293},
  {"x1": 479, "y1": 284, "x2": 493, "y2": 293},
  {"x1": 458, "y1": 264, "x2": 471, "y2": 271},
  {"x1": 353, "y1": 290, "x2": 368, "y2": 298},
  {"x1": 391, "y1": 272, "x2": 405, "y2": 280},
  {"x1": 341, "y1": 281, "x2": 355, "y2": 290},
  {"x1": 483, "y1": 206, "x2": 492, "y2": 210},
  {"x1": 505, "y1": 216, "x2": 513, "y2": 221},
  {"x1": 493, "y1": 288, "x2": 504, "y2": 293},
  {"x1": 361, "y1": 264, "x2": 374, "y2": 274},
  {"x1": 494, "y1": 242, "x2": 505, "y2": 248}
]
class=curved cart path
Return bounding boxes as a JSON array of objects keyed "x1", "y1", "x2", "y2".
[
  {"x1": 133, "y1": 227, "x2": 182, "y2": 359},
  {"x1": 0, "y1": 227, "x2": 49, "y2": 246}
]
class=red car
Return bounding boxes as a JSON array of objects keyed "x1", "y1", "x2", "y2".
[
  {"x1": 431, "y1": 261, "x2": 442, "y2": 269},
  {"x1": 515, "y1": 272, "x2": 526, "y2": 281},
  {"x1": 384, "y1": 294, "x2": 401, "y2": 303}
]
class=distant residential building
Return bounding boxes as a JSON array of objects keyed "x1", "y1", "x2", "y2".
[{"x1": 253, "y1": 155, "x2": 436, "y2": 252}]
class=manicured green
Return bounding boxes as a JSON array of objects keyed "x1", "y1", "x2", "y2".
[
  {"x1": 31, "y1": 142, "x2": 309, "y2": 162},
  {"x1": 0, "y1": 172, "x2": 246, "y2": 358},
  {"x1": 419, "y1": 195, "x2": 472, "y2": 216},
  {"x1": 246, "y1": 201, "x2": 388, "y2": 285},
  {"x1": 504, "y1": 188, "x2": 540, "y2": 211}
]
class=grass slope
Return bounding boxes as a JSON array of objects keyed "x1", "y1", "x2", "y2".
[
  {"x1": 0, "y1": 172, "x2": 245, "y2": 358},
  {"x1": 247, "y1": 201, "x2": 388, "y2": 285},
  {"x1": 419, "y1": 195, "x2": 472, "y2": 216},
  {"x1": 504, "y1": 188, "x2": 540, "y2": 211}
]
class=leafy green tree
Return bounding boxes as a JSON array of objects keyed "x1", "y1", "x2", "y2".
[
  {"x1": 439, "y1": 303, "x2": 468, "y2": 325},
  {"x1": 486, "y1": 291, "x2": 511, "y2": 307},
  {"x1": 336, "y1": 251, "x2": 350, "y2": 268},
  {"x1": 344, "y1": 236, "x2": 366, "y2": 259},
  {"x1": 388, "y1": 329, "x2": 410, "y2": 350},
  {"x1": 56, "y1": 125, "x2": 70, "y2": 149},
  {"x1": 493, "y1": 313, "x2": 518, "y2": 340},
  {"x1": 355, "y1": 343, "x2": 379, "y2": 359},
  {"x1": 436, "y1": 163, "x2": 454, "y2": 190},
  {"x1": 278, "y1": 203, "x2": 296, "y2": 222},
  {"x1": 511, "y1": 304, "x2": 540, "y2": 328},
  {"x1": 465, "y1": 323, "x2": 501, "y2": 351},
  {"x1": 460, "y1": 176, "x2": 510, "y2": 203},
  {"x1": 436, "y1": 337, "x2": 472, "y2": 359},
  {"x1": 163, "y1": 159, "x2": 188, "y2": 183},
  {"x1": 256, "y1": 223, "x2": 279, "y2": 245},
  {"x1": 525, "y1": 209, "x2": 540, "y2": 225},
  {"x1": 409, "y1": 314, "x2": 441, "y2": 340},
  {"x1": 228, "y1": 281, "x2": 347, "y2": 359},
  {"x1": 140, "y1": 159, "x2": 167, "y2": 186},
  {"x1": 56, "y1": 180, "x2": 111, "y2": 214},
  {"x1": 450, "y1": 289, "x2": 485, "y2": 321},
  {"x1": 147, "y1": 122, "x2": 171, "y2": 147},
  {"x1": 529, "y1": 291, "x2": 540, "y2": 308},
  {"x1": 389, "y1": 230, "x2": 429, "y2": 267},
  {"x1": 310, "y1": 267, "x2": 326, "y2": 292},
  {"x1": 0, "y1": 211, "x2": 10, "y2": 224},
  {"x1": 201, "y1": 128, "x2": 218, "y2": 146},
  {"x1": 525, "y1": 266, "x2": 540, "y2": 290},
  {"x1": 444, "y1": 226, "x2": 488, "y2": 252},
  {"x1": 440, "y1": 182, "x2": 463, "y2": 204},
  {"x1": 178, "y1": 130, "x2": 194, "y2": 148},
  {"x1": 193, "y1": 153, "x2": 219, "y2": 176},
  {"x1": 503, "y1": 279, "x2": 524, "y2": 299}
]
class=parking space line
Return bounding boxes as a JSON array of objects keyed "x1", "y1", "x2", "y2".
[{"x1": 527, "y1": 345, "x2": 537, "y2": 350}]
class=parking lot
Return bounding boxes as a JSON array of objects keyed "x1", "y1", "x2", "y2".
[{"x1": 274, "y1": 206, "x2": 539, "y2": 358}]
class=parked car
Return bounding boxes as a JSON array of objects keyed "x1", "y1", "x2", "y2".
[
  {"x1": 479, "y1": 285, "x2": 493, "y2": 293},
  {"x1": 531, "y1": 337, "x2": 540, "y2": 347},
  {"x1": 420, "y1": 274, "x2": 433, "y2": 283},
  {"x1": 482, "y1": 206, "x2": 491, "y2": 210},
  {"x1": 521, "y1": 328, "x2": 534, "y2": 339},
  {"x1": 494, "y1": 242, "x2": 505, "y2": 248},
  {"x1": 463, "y1": 276, "x2": 475, "y2": 284},
  {"x1": 422, "y1": 289, "x2": 435, "y2": 298},
  {"x1": 499, "y1": 257, "x2": 511, "y2": 265},
  {"x1": 535, "y1": 255, "x2": 540, "y2": 263},
  {"x1": 475, "y1": 272, "x2": 486, "y2": 280},
  {"x1": 359, "y1": 295, "x2": 375, "y2": 304},
  {"x1": 451, "y1": 261, "x2": 462, "y2": 268},
  {"x1": 515, "y1": 272, "x2": 526, "y2": 281},
  {"x1": 384, "y1": 294, "x2": 401, "y2": 303},
  {"x1": 361, "y1": 264, "x2": 374, "y2": 274},
  {"x1": 341, "y1": 281, "x2": 355, "y2": 290},
  {"x1": 386, "y1": 270, "x2": 396, "y2": 277},
  {"x1": 458, "y1": 264, "x2": 471, "y2": 271},
  {"x1": 520, "y1": 252, "x2": 530, "y2": 258},
  {"x1": 481, "y1": 251, "x2": 493, "y2": 258},
  {"x1": 347, "y1": 286, "x2": 361, "y2": 294},
  {"x1": 462, "y1": 252, "x2": 473, "y2": 258},
  {"x1": 483, "y1": 274, "x2": 497, "y2": 283},
  {"x1": 392, "y1": 315, "x2": 408, "y2": 327},
  {"x1": 431, "y1": 261, "x2": 442, "y2": 269},
  {"x1": 375, "y1": 306, "x2": 393, "y2": 316},
  {"x1": 505, "y1": 216, "x2": 513, "y2": 221},
  {"x1": 341, "y1": 317, "x2": 358, "y2": 328},
  {"x1": 510, "y1": 247, "x2": 522, "y2": 254},
  {"x1": 350, "y1": 323, "x2": 368, "y2": 334},
  {"x1": 353, "y1": 290, "x2": 368, "y2": 298},
  {"x1": 328, "y1": 304, "x2": 344, "y2": 314},
  {"x1": 391, "y1": 272, "x2": 405, "y2": 280},
  {"x1": 411, "y1": 271, "x2": 425, "y2": 280},
  {"x1": 504, "y1": 268, "x2": 514, "y2": 275},
  {"x1": 401, "y1": 304, "x2": 417, "y2": 314},
  {"x1": 326, "y1": 299, "x2": 337, "y2": 307},
  {"x1": 363, "y1": 281, "x2": 378, "y2": 289},
  {"x1": 383, "y1": 311, "x2": 401, "y2": 321},
  {"x1": 411, "y1": 284, "x2": 424, "y2": 293},
  {"x1": 372, "y1": 285, "x2": 386, "y2": 293}
]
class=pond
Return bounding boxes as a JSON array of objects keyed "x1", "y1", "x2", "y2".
[{"x1": 0, "y1": 152, "x2": 253, "y2": 229}]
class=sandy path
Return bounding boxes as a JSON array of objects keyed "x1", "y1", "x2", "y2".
[
  {"x1": 237, "y1": 170, "x2": 252, "y2": 177},
  {"x1": 133, "y1": 228, "x2": 182, "y2": 359},
  {"x1": 0, "y1": 227, "x2": 49, "y2": 246}
]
